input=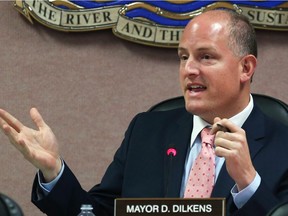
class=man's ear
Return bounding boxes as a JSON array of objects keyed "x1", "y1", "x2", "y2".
[{"x1": 240, "y1": 55, "x2": 257, "y2": 83}]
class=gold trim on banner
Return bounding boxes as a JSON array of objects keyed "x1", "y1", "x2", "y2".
[
  {"x1": 49, "y1": 0, "x2": 84, "y2": 10},
  {"x1": 118, "y1": 2, "x2": 203, "y2": 20},
  {"x1": 14, "y1": 0, "x2": 34, "y2": 24}
]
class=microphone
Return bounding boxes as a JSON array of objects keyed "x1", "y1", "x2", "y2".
[
  {"x1": 165, "y1": 147, "x2": 177, "y2": 197},
  {"x1": 167, "y1": 148, "x2": 177, "y2": 157}
]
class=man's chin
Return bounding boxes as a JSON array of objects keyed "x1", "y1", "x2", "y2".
[{"x1": 185, "y1": 103, "x2": 203, "y2": 115}]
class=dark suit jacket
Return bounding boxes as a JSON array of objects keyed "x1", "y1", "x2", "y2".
[{"x1": 32, "y1": 105, "x2": 288, "y2": 216}]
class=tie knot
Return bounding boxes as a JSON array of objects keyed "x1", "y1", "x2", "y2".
[{"x1": 201, "y1": 128, "x2": 215, "y2": 147}]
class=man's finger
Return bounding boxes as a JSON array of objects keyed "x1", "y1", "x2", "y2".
[
  {"x1": 30, "y1": 108, "x2": 46, "y2": 130},
  {"x1": 0, "y1": 109, "x2": 24, "y2": 133}
]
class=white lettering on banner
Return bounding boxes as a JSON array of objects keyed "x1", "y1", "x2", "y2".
[
  {"x1": 242, "y1": 6, "x2": 288, "y2": 28},
  {"x1": 116, "y1": 15, "x2": 156, "y2": 42},
  {"x1": 61, "y1": 10, "x2": 117, "y2": 27},
  {"x1": 29, "y1": 0, "x2": 60, "y2": 25},
  {"x1": 114, "y1": 15, "x2": 183, "y2": 47},
  {"x1": 23, "y1": 0, "x2": 120, "y2": 30},
  {"x1": 156, "y1": 28, "x2": 183, "y2": 44}
]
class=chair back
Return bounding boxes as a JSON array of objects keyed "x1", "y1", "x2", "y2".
[
  {"x1": 148, "y1": 93, "x2": 288, "y2": 126},
  {"x1": 0, "y1": 193, "x2": 23, "y2": 216},
  {"x1": 267, "y1": 202, "x2": 288, "y2": 216}
]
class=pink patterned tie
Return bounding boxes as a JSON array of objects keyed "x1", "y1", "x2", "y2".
[{"x1": 184, "y1": 128, "x2": 216, "y2": 198}]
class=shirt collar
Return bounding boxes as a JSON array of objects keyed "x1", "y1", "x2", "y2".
[{"x1": 190, "y1": 94, "x2": 254, "y2": 146}]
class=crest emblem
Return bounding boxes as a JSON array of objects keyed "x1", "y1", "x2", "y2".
[{"x1": 14, "y1": 0, "x2": 288, "y2": 47}]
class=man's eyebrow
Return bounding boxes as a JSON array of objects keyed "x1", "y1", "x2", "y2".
[
  {"x1": 177, "y1": 47, "x2": 186, "y2": 52},
  {"x1": 178, "y1": 46, "x2": 217, "y2": 53},
  {"x1": 197, "y1": 47, "x2": 217, "y2": 52}
]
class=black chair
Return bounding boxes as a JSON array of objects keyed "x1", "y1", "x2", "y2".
[
  {"x1": 266, "y1": 201, "x2": 288, "y2": 216},
  {"x1": 0, "y1": 193, "x2": 23, "y2": 216},
  {"x1": 148, "y1": 93, "x2": 288, "y2": 126}
]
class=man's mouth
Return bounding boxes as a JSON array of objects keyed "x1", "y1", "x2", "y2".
[{"x1": 187, "y1": 84, "x2": 207, "y2": 92}]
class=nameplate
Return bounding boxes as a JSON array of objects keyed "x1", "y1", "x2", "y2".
[{"x1": 114, "y1": 198, "x2": 225, "y2": 215}]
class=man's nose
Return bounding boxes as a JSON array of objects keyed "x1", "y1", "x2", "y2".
[{"x1": 184, "y1": 58, "x2": 200, "y2": 76}]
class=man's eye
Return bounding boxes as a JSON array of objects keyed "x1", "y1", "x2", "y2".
[
  {"x1": 179, "y1": 54, "x2": 188, "y2": 61},
  {"x1": 201, "y1": 54, "x2": 211, "y2": 60}
]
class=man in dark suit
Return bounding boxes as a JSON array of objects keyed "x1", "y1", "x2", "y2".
[{"x1": 0, "y1": 9, "x2": 288, "y2": 216}]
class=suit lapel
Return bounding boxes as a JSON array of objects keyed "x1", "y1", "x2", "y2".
[
  {"x1": 164, "y1": 110, "x2": 193, "y2": 197},
  {"x1": 242, "y1": 106, "x2": 266, "y2": 159}
]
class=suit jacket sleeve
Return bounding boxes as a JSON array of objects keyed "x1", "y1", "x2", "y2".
[
  {"x1": 31, "y1": 112, "x2": 144, "y2": 216},
  {"x1": 228, "y1": 107, "x2": 288, "y2": 215},
  {"x1": 31, "y1": 108, "x2": 191, "y2": 215}
]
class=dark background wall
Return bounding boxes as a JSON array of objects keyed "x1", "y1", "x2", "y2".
[{"x1": 0, "y1": 2, "x2": 287, "y2": 215}]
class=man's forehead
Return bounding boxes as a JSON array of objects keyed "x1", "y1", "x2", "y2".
[
  {"x1": 188, "y1": 21, "x2": 225, "y2": 34},
  {"x1": 187, "y1": 10, "x2": 230, "y2": 27}
]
